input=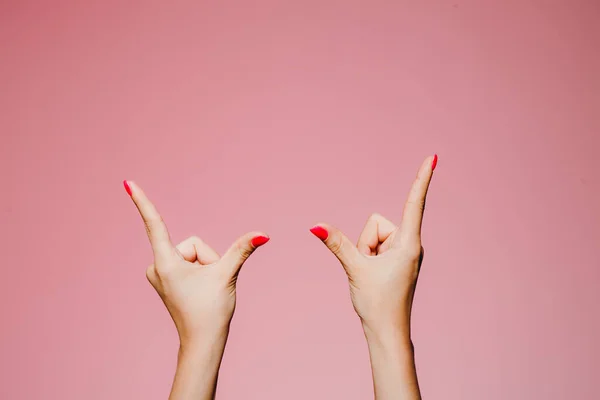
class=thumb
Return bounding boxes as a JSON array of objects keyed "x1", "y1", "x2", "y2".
[
  {"x1": 220, "y1": 232, "x2": 270, "y2": 276},
  {"x1": 310, "y1": 223, "x2": 361, "y2": 269}
]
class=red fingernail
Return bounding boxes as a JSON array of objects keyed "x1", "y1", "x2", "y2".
[
  {"x1": 431, "y1": 154, "x2": 438, "y2": 171},
  {"x1": 251, "y1": 235, "x2": 270, "y2": 247},
  {"x1": 123, "y1": 180, "x2": 132, "y2": 196},
  {"x1": 310, "y1": 226, "x2": 328, "y2": 241}
]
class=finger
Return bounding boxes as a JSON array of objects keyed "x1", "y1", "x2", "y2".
[
  {"x1": 175, "y1": 236, "x2": 220, "y2": 265},
  {"x1": 220, "y1": 232, "x2": 270, "y2": 276},
  {"x1": 377, "y1": 230, "x2": 398, "y2": 254},
  {"x1": 397, "y1": 155, "x2": 437, "y2": 245},
  {"x1": 310, "y1": 223, "x2": 362, "y2": 269},
  {"x1": 124, "y1": 180, "x2": 174, "y2": 261},
  {"x1": 356, "y1": 213, "x2": 398, "y2": 255}
]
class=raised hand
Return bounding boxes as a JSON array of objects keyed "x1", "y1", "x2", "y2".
[
  {"x1": 124, "y1": 180, "x2": 269, "y2": 400},
  {"x1": 310, "y1": 155, "x2": 437, "y2": 400}
]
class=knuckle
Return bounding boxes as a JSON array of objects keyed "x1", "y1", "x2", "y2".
[
  {"x1": 406, "y1": 198, "x2": 426, "y2": 212},
  {"x1": 144, "y1": 216, "x2": 164, "y2": 234},
  {"x1": 145, "y1": 265, "x2": 156, "y2": 283},
  {"x1": 189, "y1": 235, "x2": 204, "y2": 244},
  {"x1": 369, "y1": 212, "x2": 382, "y2": 221},
  {"x1": 329, "y1": 238, "x2": 344, "y2": 256},
  {"x1": 406, "y1": 242, "x2": 423, "y2": 260},
  {"x1": 236, "y1": 242, "x2": 253, "y2": 260}
]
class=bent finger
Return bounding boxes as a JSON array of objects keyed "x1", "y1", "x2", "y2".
[
  {"x1": 356, "y1": 213, "x2": 398, "y2": 255},
  {"x1": 220, "y1": 232, "x2": 270, "y2": 276},
  {"x1": 310, "y1": 223, "x2": 362, "y2": 270},
  {"x1": 176, "y1": 236, "x2": 220, "y2": 265}
]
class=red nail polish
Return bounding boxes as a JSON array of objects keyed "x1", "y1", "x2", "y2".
[
  {"x1": 431, "y1": 154, "x2": 438, "y2": 171},
  {"x1": 310, "y1": 226, "x2": 328, "y2": 241},
  {"x1": 123, "y1": 180, "x2": 132, "y2": 196},
  {"x1": 251, "y1": 235, "x2": 270, "y2": 247}
]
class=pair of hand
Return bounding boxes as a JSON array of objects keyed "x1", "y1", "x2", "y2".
[{"x1": 124, "y1": 155, "x2": 437, "y2": 348}]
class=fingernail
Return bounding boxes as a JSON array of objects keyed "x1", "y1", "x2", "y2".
[
  {"x1": 251, "y1": 235, "x2": 270, "y2": 247},
  {"x1": 431, "y1": 154, "x2": 438, "y2": 171},
  {"x1": 123, "y1": 180, "x2": 132, "y2": 196},
  {"x1": 310, "y1": 226, "x2": 328, "y2": 241}
]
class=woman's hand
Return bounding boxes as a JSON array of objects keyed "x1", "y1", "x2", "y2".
[
  {"x1": 310, "y1": 155, "x2": 435, "y2": 334},
  {"x1": 125, "y1": 180, "x2": 268, "y2": 344},
  {"x1": 310, "y1": 155, "x2": 437, "y2": 400},
  {"x1": 124, "y1": 180, "x2": 269, "y2": 400}
]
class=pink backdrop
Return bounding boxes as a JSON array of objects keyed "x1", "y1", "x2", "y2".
[{"x1": 2, "y1": 1, "x2": 599, "y2": 399}]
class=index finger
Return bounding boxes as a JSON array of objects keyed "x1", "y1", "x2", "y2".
[
  {"x1": 398, "y1": 155, "x2": 437, "y2": 244},
  {"x1": 124, "y1": 180, "x2": 173, "y2": 260}
]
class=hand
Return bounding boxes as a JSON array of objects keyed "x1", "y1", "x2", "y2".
[
  {"x1": 124, "y1": 180, "x2": 269, "y2": 345},
  {"x1": 310, "y1": 155, "x2": 437, "y2": 336}
]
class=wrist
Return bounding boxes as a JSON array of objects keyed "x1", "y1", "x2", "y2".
[
  {"x1": 355, "y1": 291, "x2": 415, "y2": 339},
  {"x1": 361, "y1": 318, "x2": 413, "y2": 350},
  {"x1": 169, "y1": 326, "x2": 229, "y2": 400},
  {"x1": 178, "y1": 326, "x2": 230, "y2": 354}
]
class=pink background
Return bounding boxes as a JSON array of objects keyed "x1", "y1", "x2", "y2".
[{"x1": 2, "y1": 1, "x2": 599, "y2": 399}]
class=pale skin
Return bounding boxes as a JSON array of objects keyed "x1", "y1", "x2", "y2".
[
  {"x1": 310, "y1": 155, "x2": 437, "y2": 399},
  {"x1": 125, "y1": 181, "x2": 270, "y2": 400},
  {"x1": 126, "y1": 154, "x2": 436, "y2": 400}
]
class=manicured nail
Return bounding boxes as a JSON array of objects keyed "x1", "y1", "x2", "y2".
[
  {"x1": 123, "y1": 180, "x2": 132, "y2": 196},
  {"x1": 251, "y1": 235, "x2": 270, "y2": 247},
  {"x1": 431, "y1": 154, "x2": 438, "y2": 171},
  {"x1": 310, "y1": 226, "x2": 328, "y2": 241}
]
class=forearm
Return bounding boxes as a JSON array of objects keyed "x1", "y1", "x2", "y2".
[
  {"x1": 363, "y1": 320, "x2": 421, "y2": 400},
  {"x1": 169, "y1": 329, "x2": 229, "y2": 400}
]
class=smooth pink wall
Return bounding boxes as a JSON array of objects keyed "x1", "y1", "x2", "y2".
[{"x1": 2, "y1": 1, "x2": 599, "y2": 399}]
